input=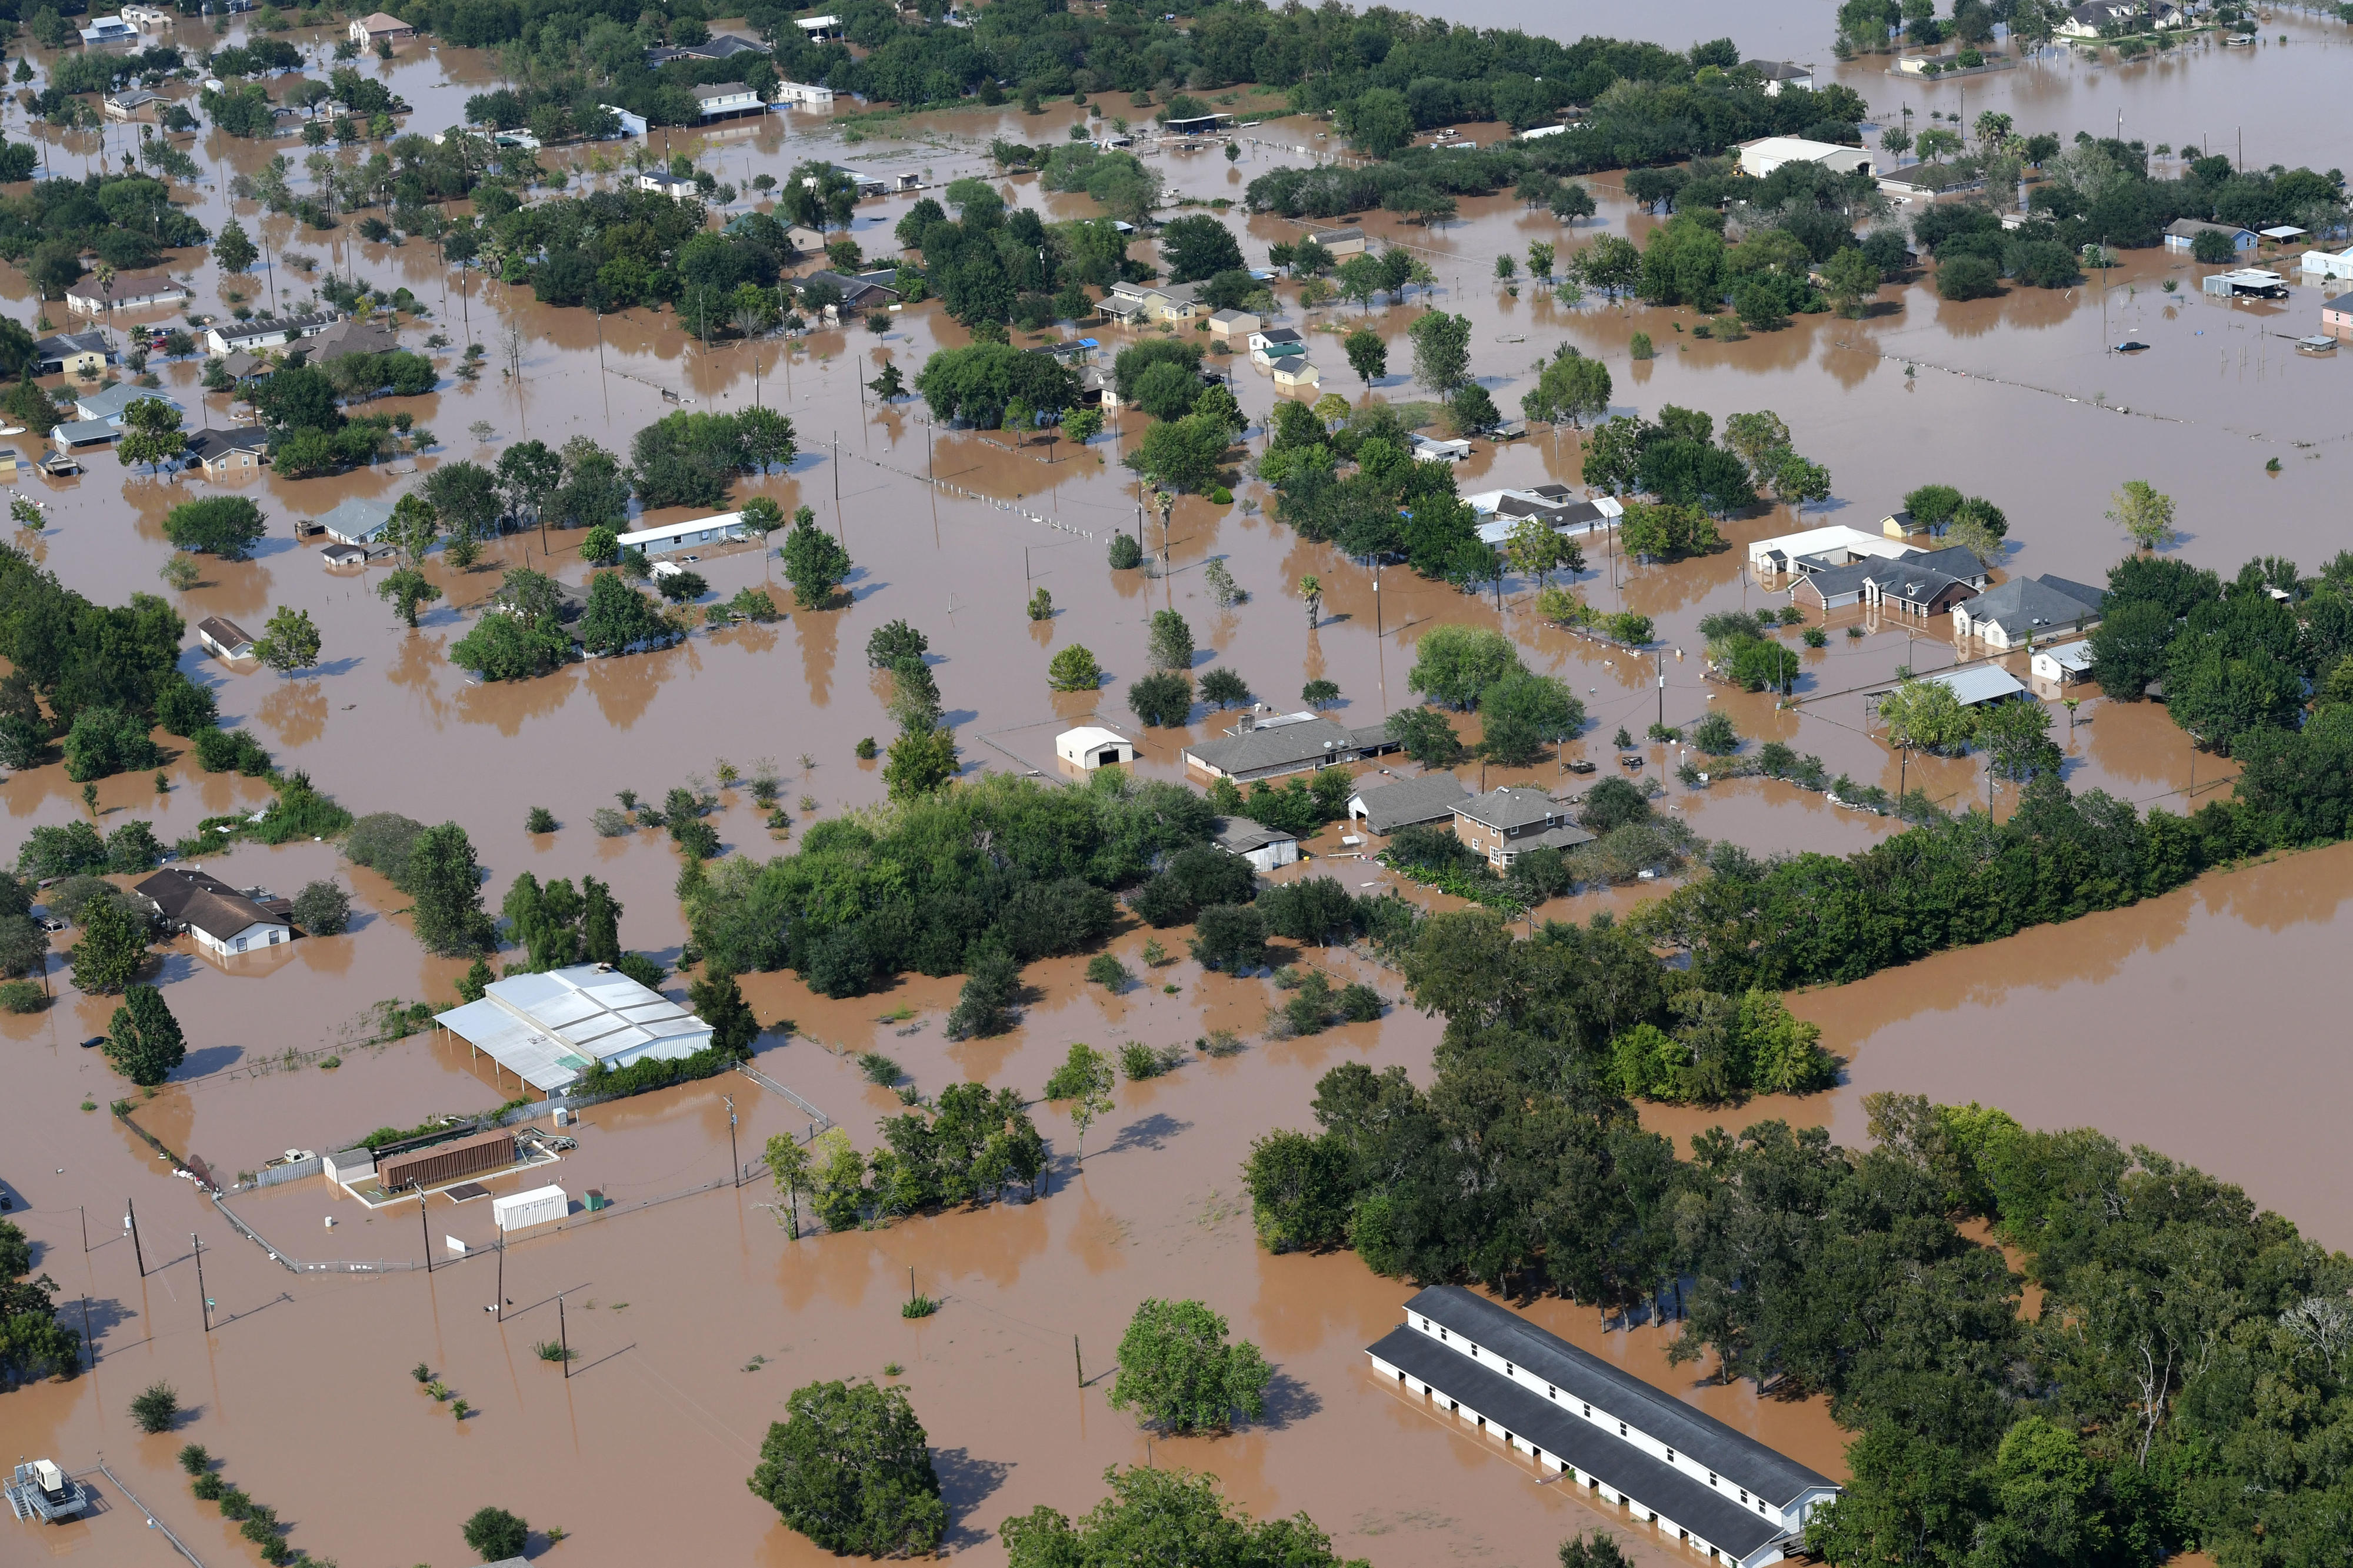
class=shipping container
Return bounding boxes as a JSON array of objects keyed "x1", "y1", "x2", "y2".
[
  {"x1": 493, "y1": 1184, "x2": 568, "y2": 1232},
  {"x1": 378, "y1": 1127, "x2": 515, "y2": 1192}
]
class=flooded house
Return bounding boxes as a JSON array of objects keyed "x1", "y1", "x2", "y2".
[
  {"x1": 196, "y1": 614, "x2": 256, "y2": 661},
  {"x1": 134, "y1": 866, "x2": 295, "y2": 959},
  {"x1": 1952, "y1": 575, "x2": 2105, "y2": 649},
  {"x1": 645, "y1": 30, "x2": 769, "y2": 65},
  {"x1": 1182, "y1": 708, "x2": 1398, "y2": 783},
  {"x1": 1369, "y1": 1286, "x2": 1839, "y2": 1568},
  {"x1": 2322, "y1": 292, "x2": 2351, "y2": 341},
  {"x1": 2165, "y1": 219, "x2": 2258, "y2": 255},
  {"x1": 205, "y1": 313, "x2": 339, "y2": 356},
  {"x1": 1248, "y1": 326, "x2": 1305, "y2": 366},
  {"x1": 1467, "y1": 486, "x2": 1624, "y2": 543},
  {"x1": 65, "y1": 271, "x2": 189, "y2": 316},
  {"x1": 615, "y1": 512, "x2": 749, "y2": 556},
  {"x1": 75, "y1": 383, "x2": 182, "y2": 428},
  {"x1": 1789, "y1": 544, "x2": 1988, "y2": 616},
  {"x1": 313, "y1": 496, "x2": 395, "y2": 546},
  {"x1": 1102, "y1": 278, "x2": 1204, "y2": 325},
  {"x1": 33, "y1": 331, "x2": 111, "y2": 377},
  {"x1": 1347, "y1": 770, "x2": 1469, "y2": 834},
  {"x1": 1305, "y1": 224, "x2": 1366, "y2": 258},
  {"x1": 2031, "y1": 641, "x2": 2095, "y2": 684},
  {"x1": 1212, "y1": 816, "x2": 1299, "y2": 872},
  {"x1": 692, "y1": 82, "x2": 765, "y2": 122},
  {"x1": 347, "y1": 9, "x2": 416, "y2": 45},
  {"x1": 1451, "y1": 787, "x2": 1594, "y2": 870}
]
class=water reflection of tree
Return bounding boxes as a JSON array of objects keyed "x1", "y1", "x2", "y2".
[
  {"x1": 383, "y1": 629, "x2": 455, "y2": 723},
  {"x1": 458, "y1": 662, "x2": 579, "y2": 735},
  {"x1": 257, "y1": 678, "x2": 329, "y2": 747},
  {"x1": 584, "y1": 643, "x2": 677, "y2": 730},
  {"x1": 190, "y1": 559, "x2": 277, "y2": 620},
  {"x1": 796, "y1": 603, "x2": 841, "y2": 708}
]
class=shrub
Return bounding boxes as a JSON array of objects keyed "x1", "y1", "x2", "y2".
[
  {"x1": 344, "y1": 812, "x2": 425, "y2": 886},
  {"x1": 1108, "y1": 532, "x2": 1144, "y2": 569},
  {"x1": 0, "y1": 978, "x2": 45, "y2": 1012},
  {"x1": 177, "y1": 1444, "x2": 211, "y2": 1476},
  {"x1": 525, "y1": 806, "x2": 557, "y2": 833},
  {"x1": 1691, "y1": 709, "x2": 1740, "y2": 755},
  {"x1": 1936, "y1": 255, "x2": 2001, "y2": 301},
  {"x1": 747, "y1": 1380, "x2": 945, "y2": 1555},
  {"x1": 461, "y1": 1506, "x2": 529, "y2": 1562},
  {"x1": 1048, "y1": 643, "x2": 1102, "y2": 692},
  {"x1": 131, "y1": 1381, "x2": 180, "y2": 1433},
  {"x1": 857, "y1": 1050, "x2": 902, "y2": 1085},
  {"x1": 1086, "y1": 952, "x2": 1131, "y2": 991},
  {"x1": 288, "y1": 879, "x2": 350, "y2": 935},
  {"x1": 191, "y1": 1472, "x2": 225, "y2": 1501}
]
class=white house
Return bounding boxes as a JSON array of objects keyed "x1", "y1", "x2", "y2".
[
  {"x1": 1745, "y1": 524, "x2": 1916, "y2": 575},
  {"x1": 2031, "y1": 641, "x2": 2094, "y2": 684},
  {"x1": 119, "y1": 4, "x2": 171, "y2": 24},
  {"x1": 133, "y1": 868, "x2": 294, "y2": 959},
  {"x1": 1248, "y1": 326, "x2": 1306, "y2": 366},
  {"x1": 314, "y1": 495, "x2": 394, "y2": 545},
  {"x1": 615, "y1": 512, "x2": 748, "y2": 556},
  {"x1": 204, "y1": 313, "x2": 338, "y2": 355},
  {"x1": 795, "y1": 13, "x2": 842, "y2": 38},
  {"x1": 1055, "y1": 726, "x2": 1138, "y2": 770},
  {"x1": 1369, "y1": 1286, "x2": 1840, "y2": 1568},
  {"x1": 1409, "y1": 434, "x2": 1472, "y2": 463},
  {"x1": 692, "y1": 82, "x2": 765, "y2": 121},
  {"x1": 774, "y1": 80, "x2": 836, "y2": 109},
  {"x1": 2298, "y1": 245, "x2": 2353, "y2": 283},
  {"x1": 77, "y1": 15, "x2": 138, "y2": 44},
  {"x1": 633, "y1": 168, "x2": 698, "y2": 201},
  {"x1": 1305, "y1": 224, "x2": 1366, "y2": 258},
  {"x1": 1465, "y1": 487, "x2": 1622, "y2": 541},
  {"x1": 74, "y1": 383, "x2": 182, "y2": 426},
  {"x1": 1744, "y1": 60, "x2": 1815, "y2": 94},
  {"x1": 1272, "y1": 359, "x2": 1321, "y2": 392},
  {"x1": 196, "y1": 615, "x2": 255, "y2": 661},
  {"x1": 1214, "y1": 816, "x2": 1299, "y2": 872},
  {"x1": 348, "y1": 9, "x2": 415, "y2": 44},
  {"x1": 76, "y1": 268, "x2": 198, "y2": 312},
  {"x1": 1733, "y1": 136, "x2": 1873, "y2": 180}
]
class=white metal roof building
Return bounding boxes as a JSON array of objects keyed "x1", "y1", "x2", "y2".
[
  {"x1": 1920, "y1": 664, "x2": 2028, "y2": 706},
  {"x1": 1055, "y1": 725, "x2": 1137, "y2": 769},
  {"x1": 1733, "y1": 136, "x2": 1873, "y2": 179},
  {"x1": 615, "y1": 512, "x2": 749, "y2": 555},
  {"x1": 1745, "y1": 524, "x2": 1915, "y2": 575},
  {"x1": 433, "y1": 963, "x2": 714, "y2": 1093},
  {"x1": 1369, "y1": 1286, "x2": 1838, "y2": 1568}
]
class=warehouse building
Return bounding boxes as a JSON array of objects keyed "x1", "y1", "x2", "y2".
[
  {"x1": 434, "y1": 962, "x2": 714, "y2": 1094},
  {"x1": 1367, "y1": 1286, "x2": 1838, "y2": 1568}
]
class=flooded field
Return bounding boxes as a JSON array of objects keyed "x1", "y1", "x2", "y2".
[{"x1": 4, "y1": 5, "x2": 2352, "y2": 1564}]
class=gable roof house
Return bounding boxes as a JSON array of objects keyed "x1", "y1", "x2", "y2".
[
  {"x1": 1452, "y1": 787, "x2": 1594, "y2": 870},
  {"x1": 196, "y1": 615, "x2": 255, "y2": 660},
  {"x1": 692, "y1": 81, "x2": 765, "y2": 121},
  {"x1": 134, "y1": 867, "x2": 295, "y2": 960},
  {"x1": 1248, "y1": 326, "x2": 1306, "y2": 365},
  {"x1": 1348, "y1": 771, "x2": 1469, "y2": 834},
  {"x1": 184, "y1": 429, "x2": 269, "y2": 479},
  {"x1": 2059, "y1": 0, "x2": 2185, "y2": 36},
  {"x1": 348, "y1": 10, "x2": 415, "y2": 44},
  {"x1": 74, "y1": 383, "x2": 182, "y2": 427},
  {"x1": 801, "y1": 269, "x2": 902, "y2": 315},
  {"x1": 1305, "y1": 225, "x2": 1366, "y2": 257},
  {"x1": 1182, "y1": 709, "x2": 1397, "y2": 782},
  {"x1": 65, "y1": 271, "x2": 190, "y2": 315},
  {"x1": 1952, "y1": 575, "x2": 2105, "y2": 649},
  {"x1": 34, "y1": 332, "x2": 111, "y2": 377},
  {"x1": 314, "y1": 495, "x2": 395, "y2": 545},
  {"x1": 102, "y1": 87, "x2": 158, "y2": 119},
  {"x1": 78, "y1": 15, "x2": 138, "y2": 44},
  {"x1": 1467, "y1": 485, "x2": 1624, "y2": 542},
  {"x1": 1369, "y1": 1286, "x2": 1839, "y2": 1568},
  {"x1": 1103, "y1": 278, "x2": 1204, "y2": 324},
  {"x1": 1744, "y1": 59, "x2": 1815, "y2": 94},
  {"x1": 2165, "y1": 218, "x2": 2257, "y2": 253},
  {"x1": 645, "y1": 31, "x2": 770, "y2": 65},
  {"x1": 1790, "y1": 544, "x2": 1989, "y2": 615}
]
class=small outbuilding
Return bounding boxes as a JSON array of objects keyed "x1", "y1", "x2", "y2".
[
  {"x1": 493, "y1": 1184, "x2": 568, "y2": 1232},
  {"x1": 1207, "y1": 308, "x2": 1261, "y2": 338},
  {"x1": 1055, "y1": 725, "x2": 1138, "y2": 770},
  {"x1": 2031, "y1": 641, "x2": 2094, "y2": 684},
  {"x1": 197, "y1": 615, "x2": 256, "y2": 661},
  {"x1": 1214, "y1": 816, "x2": 1300, "y2": 873}
]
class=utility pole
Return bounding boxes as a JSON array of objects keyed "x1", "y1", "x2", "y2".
[
  {"x1": 726, "y1": 1094, "x2": 739, "y2": 1187},
  {"x1": 558, "y1": 1290, "x2": 569, "y2": 1379},
  {"x1": 1074, "y1": 1334, "x2": 1083, "y2": 1387},
  {"x1": 495, "y1": 1231, "x2": 504, "y2": 1322},
  {"x1": 415, "y1": 1181, "x2": 431, "y2": 1275},
  {"x1": 126, "y1": 1199, "x2": 144, "y2": 1278},
  {"x1": 192, "y1": 1234, "x2": 209, "y2": 1332}
]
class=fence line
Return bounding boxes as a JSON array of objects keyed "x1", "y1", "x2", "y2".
[{"x1": 94, "y1": 1461, "x2": 206, "y2": 1568}]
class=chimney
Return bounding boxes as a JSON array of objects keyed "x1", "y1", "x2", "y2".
[{"x1": 1237, "y1": 709, "x2": 1255, "y2": 732}]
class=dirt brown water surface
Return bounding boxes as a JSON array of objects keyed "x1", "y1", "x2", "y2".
[{"x1": 5, "y1": 12, "x2": 2352, "y2": 1564}]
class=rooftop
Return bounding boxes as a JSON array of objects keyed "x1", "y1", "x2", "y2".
[
  {"x1": 1184, "y1": 711, "x2": 1394, "y2": 778},
  {"x1": 133, "y1": 867, "x2": 286, "y2": 942},
  {"x1": 434, "y1": 963, "x2": 714, "y2": 1093},
  {"x1": 1400, "y1": 1286, "x2": 1837, "y2": 1508},
  {"x1": 1964, "y1": 574, "x2": 2105, "y2": 636},
  {"x1": 1456, "y1": 785, "x2": 1565, "y2": 833},
  {"x1": 1212, "y1": 816, "x2": 1295, "y2": 854},
  {"x1": 1351, "y1": 771, "x2": 1468, "y2": 833}
]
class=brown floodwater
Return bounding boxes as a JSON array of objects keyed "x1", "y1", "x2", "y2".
[{"x1": 4, "y1": 12, "x2": 2350, "y2": 1565}]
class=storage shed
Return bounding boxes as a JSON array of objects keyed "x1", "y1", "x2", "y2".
[
  {"x1": 493, "y1": 1184, "x2": 568, "y2": 1232},
  {"x1": 1055, "y1": 725, "x2": 1138, "y2": 769}
]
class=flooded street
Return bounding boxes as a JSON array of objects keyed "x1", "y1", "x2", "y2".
[{"x1": 4, "y1": 4, "x2": 2351, "y2": 1563}]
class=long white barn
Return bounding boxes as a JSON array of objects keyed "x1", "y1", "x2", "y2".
[{"x1": 1367, "y1": 1286, "x2": 1839, "y2": 1568}]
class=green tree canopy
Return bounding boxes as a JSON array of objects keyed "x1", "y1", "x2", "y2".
[
  {"x1": 748, "y1": 1380, "x2": 946, "y2": 1557},
  {"x1": 1109, "y1": 1298, "x2": 1272, "y2": 1433}
]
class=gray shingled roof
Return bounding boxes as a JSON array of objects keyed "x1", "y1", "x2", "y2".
[
  {"x1": 1185, "y1": 714, "x2": 1397, "y2": 779},
  {"x1": 1401, "y1": 1286, "x2": 1835, "y2": 1507},
  {"x1": 1966, "y1": 575, "x2": 2104, "y2": 637},
  {"x1": 1455, "y1": 786, "x2": 1562, "y2": 833},
  {"x1": 1371, "y1": 1326, "x2": 1792, "y2": 1558},
  {"x1": 1352, "y1": 772, "x2": 1468, "y2": 834},
  {"x1": 1212, "y1": 817, "x2": 1294, "y2": 854}
]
